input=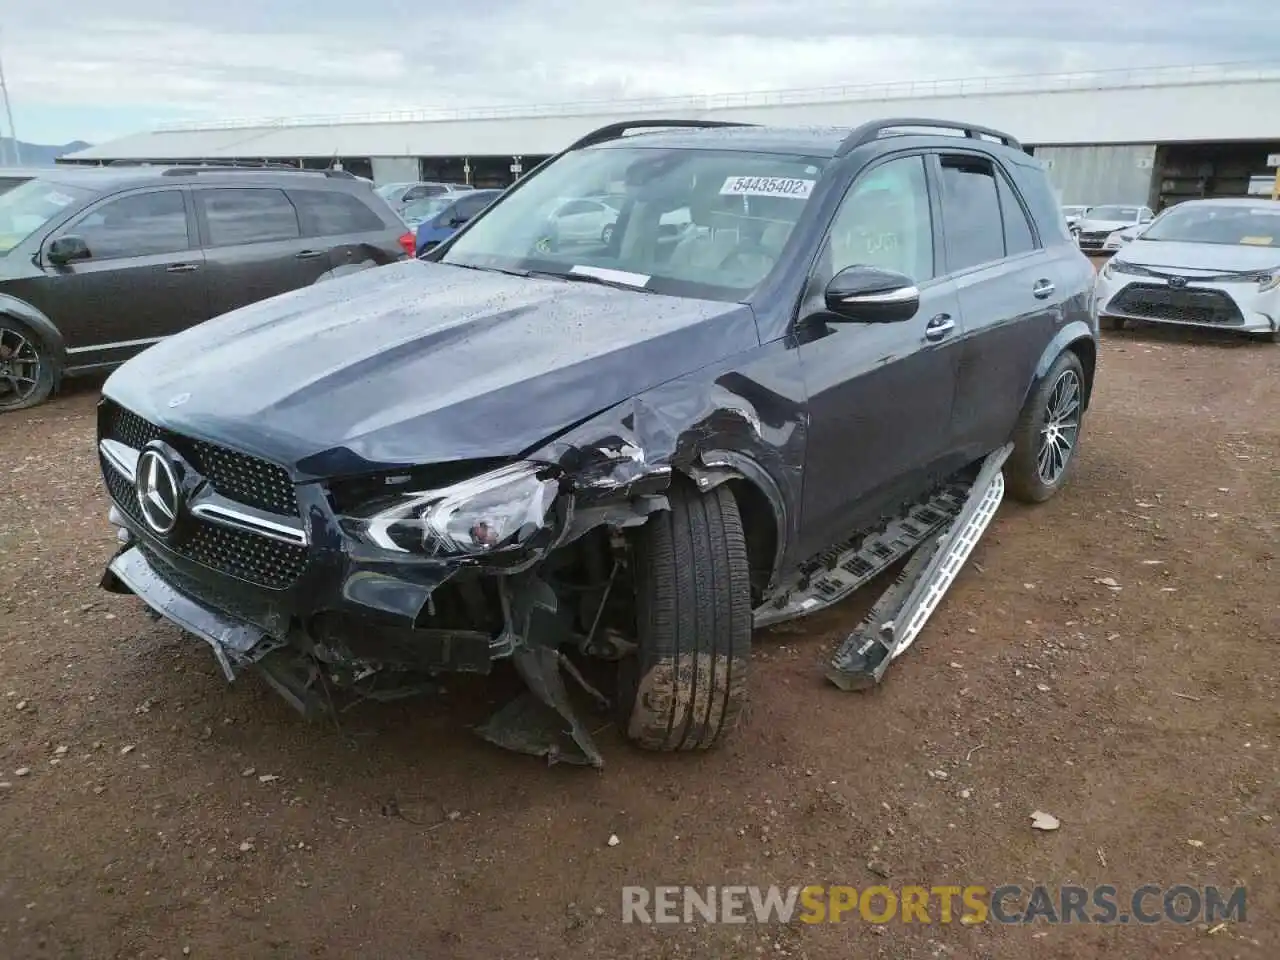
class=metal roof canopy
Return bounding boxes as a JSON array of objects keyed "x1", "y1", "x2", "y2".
[{"x1": 64, "y1": 61, "x2": 1280, "y2": 162}]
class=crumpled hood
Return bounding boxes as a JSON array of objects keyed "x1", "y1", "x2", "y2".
[
  {"x1": 1113, "y1": 240, "x2": 1280, "y2": 273},
  {"x1": 103, "y1": 260, "x2": 759, "y2": 478}
]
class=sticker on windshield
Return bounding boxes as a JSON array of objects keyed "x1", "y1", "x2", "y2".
[
  {"x1": 569, "y1": 265, "x2": 650, "y2": 286},
  {"x1": 44, "y1": 191, "x2": 76, "y2": 207},
  {"x1": 719, "y1": 176, "x2": 815, "y2": 199},
  {"x1": 1239, "y1": 235, "x2": 1275, "y2": 245}
]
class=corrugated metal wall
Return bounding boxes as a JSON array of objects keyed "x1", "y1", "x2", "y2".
[
  {"x1": 370, "y1": 156, "x2": 420, "y2": 185},
  {"x1": 1032, "y1": 144, "x2": 1157, "y2": 206}
]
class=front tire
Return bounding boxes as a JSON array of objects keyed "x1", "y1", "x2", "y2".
[
  {"x1": 616, "y1": 481, "x2": 752, "y2": 751},
  {"x1": 0, "y1": 317, "x2": 56, "y2": 413},
  {"x1": 1005, "y1": 350, "x2": 1086, "y2": 503}
]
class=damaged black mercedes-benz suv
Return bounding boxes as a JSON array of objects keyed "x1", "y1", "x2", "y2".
[{"x1": 98, "y1": 118, "x2": 1098, "y2": 766}]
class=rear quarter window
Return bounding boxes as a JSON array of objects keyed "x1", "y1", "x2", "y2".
[
  {"x1": 290, "y1": 189, "x2": 388, "y2": 236},
  {"x1": 1006, "y1": 159, "x2": 1073, "y2": 246}
]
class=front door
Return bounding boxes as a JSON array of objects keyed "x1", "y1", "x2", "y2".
[
  {"x1": 29, "y1": 188, "x2": 207, "y2": 366},
  {"x1": 795, "y1": 152, "x2": 964, "y2": 559}
]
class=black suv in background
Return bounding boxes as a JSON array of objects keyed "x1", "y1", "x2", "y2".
[
  {"x1": 97, "y1": 118, "x2": 1098, "y2": 766},
  {"x1": 0, "y1": 164, "x2": 411, "y2": 411}
]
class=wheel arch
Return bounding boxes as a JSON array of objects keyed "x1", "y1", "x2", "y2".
[
  {"x1": 0, "y1": 295, "x2": 67, "y2": 369},
  {"x1": 680, "y1": 449, "x2": 788, "y2": 602},
  {"x1": 1027, "y1": 322, "x2": 1097, "y2": 413}
]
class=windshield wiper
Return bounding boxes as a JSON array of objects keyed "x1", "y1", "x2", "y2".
[
  {"x1": 444, "y1": 261, "x2": 531, "y2": 278},
  {"x1": 529, "y1": 269, "x2": 651, "y2": 293}
]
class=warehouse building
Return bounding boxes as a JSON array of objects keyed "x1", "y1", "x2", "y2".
[{"x1": 60, "y1": 62, "x2": 1280, "y2": 210}]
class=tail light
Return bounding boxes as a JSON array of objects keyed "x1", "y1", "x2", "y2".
[{"x1": 398, "y1": 232, "x2": 416, "y2": 257}]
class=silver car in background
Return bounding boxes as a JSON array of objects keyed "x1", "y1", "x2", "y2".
[{"x1": 1093, "y1": 198, "x2": 1280, "y2": 342}]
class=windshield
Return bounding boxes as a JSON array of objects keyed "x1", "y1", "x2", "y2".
[
  {"x1": 1140, "y1": 203, "x2": 1280, "y2": 246},
  {"x1": 1062, "y1": 206, "x2": 1089, "y2": 216},
  {"x1": 402, "y1": 196, "x2": 455, "y2": 222},
  {"x1": 0, "y1": 179, "x2": 93, "y2": 254},
  {"x1": 1089, "y1": 205, "x2": 1139, "y2": 221},
  {"x1": 441, "y1": 145, "x2": 828, "y2": 300}
]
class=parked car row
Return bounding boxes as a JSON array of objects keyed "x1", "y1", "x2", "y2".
[{"x1": 0, "y1": 164, "x2": 413, "y2": 410}]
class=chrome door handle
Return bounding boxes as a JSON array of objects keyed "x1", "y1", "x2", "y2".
[
  {"x1": 166, "y1": 263, "x2": 199, "y2": 273},
  {"x1": 295, "y1": 250, "x2": 325, "y2": 260},
  {"x1": 1033, "y1": 279, "x2": 1056, "y2": 299},
  {"x1": 924, "y1": 313, "x2": 955, "y2": 341}
]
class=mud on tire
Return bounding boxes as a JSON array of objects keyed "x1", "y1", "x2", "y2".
[{"x1": 616, "y1": 480, "x2": 752, "y2": 751}]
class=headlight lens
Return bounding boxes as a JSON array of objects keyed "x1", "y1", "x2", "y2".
[
  {"x1": 340, "y1": 462, "x2": 564, "y2": 559},
  {"x1": 1257, "y1": 271, "x2": 1280, "y2": 293}
]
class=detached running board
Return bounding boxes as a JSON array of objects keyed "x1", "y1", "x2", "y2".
[
  {"x1": 826, "y1": 443, "x2": 1012, "y2": 691},
  {"x1": 754, "y1": 485, "x2": 969, "y2": 629}
]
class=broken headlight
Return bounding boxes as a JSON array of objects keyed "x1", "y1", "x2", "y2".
[{"x1": 340, "y1": 462, "x2": 566, "y2": 560}]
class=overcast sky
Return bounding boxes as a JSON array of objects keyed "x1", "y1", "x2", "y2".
[{"x1": 1, "y1": 1, "x2": 1274, "y2": 146}]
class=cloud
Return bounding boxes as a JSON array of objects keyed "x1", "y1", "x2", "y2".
[{"x1": 1, "y1": 0, "x2": 1274, "y2": 144}]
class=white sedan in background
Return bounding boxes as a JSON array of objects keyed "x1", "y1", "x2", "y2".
[
  {"x1": 1074, "y1": 204, "x2": 1154, "y2": 253},
  {"x1": 1093, "y1": 198, "x2": 1280, "y2": 342}
]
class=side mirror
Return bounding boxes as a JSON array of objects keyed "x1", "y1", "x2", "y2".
[
  {"x1": 448, "y1": 214, "x2": 470, "y2": 227},
  {"x1": 47, "y1": 235, "x2": 90, "y2": 265},
  {"x1": 824, "y1": 265, "x2": 920, "y2": 323}
]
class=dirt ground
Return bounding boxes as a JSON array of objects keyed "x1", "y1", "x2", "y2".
[{"x1": 1, "y1": 320, "x2": 1277, "y2": 959}]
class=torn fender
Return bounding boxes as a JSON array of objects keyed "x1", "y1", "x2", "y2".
[{"x1": 525, "y1": 339, "x2": 807, "y2": 587}]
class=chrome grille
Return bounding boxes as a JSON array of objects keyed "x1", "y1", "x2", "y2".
[
  {"x1": 102, "y1": 461, "x2": 307, "y2": 590},
  {"x1": 101, "y1": 400, "x2": 298, "y2": 516}
]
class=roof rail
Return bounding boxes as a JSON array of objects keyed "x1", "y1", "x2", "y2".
[
  {"x1": 564, "y1": 118, "x2": 758, "y2": 152},
  {"x1": 836, "y1": 117, "x2": 1022, "y2": 157},
  {"x1": 158, "y1": 164, "x2": 355, "y2": 178}
]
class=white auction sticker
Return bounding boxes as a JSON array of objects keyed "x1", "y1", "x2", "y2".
[{"x1": 719, "y1": 176, "x2": 815, "y2": 199}]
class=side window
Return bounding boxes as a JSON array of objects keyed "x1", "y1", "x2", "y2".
[
  {"x1": 453, "y1": 195, "x2": 489, "y2": 220},
  {"x1": 71, "y1": 191, "x2": 189, "y2": 260},
  {"x1": 937, "y1": 156, "x2": 1005, "y2": 271},
  {"x1": 828, "y1": 154, "x2": 934, "y2": 282},
  {"x1": 559, "y1": 200, "x2": 595, "y2": 216},
  {"x1": 995, "y1": 170, "x2": 1036, "y2": 256},
  {"x1": 402, "y1": 186, "x2": 429, "y2": 202},
  {"x1": 291, "y1": 190, "x2": 386, "y2": 236},
  {"x1": 199, "y1": 188, "x2": 300, "y2": 247}
]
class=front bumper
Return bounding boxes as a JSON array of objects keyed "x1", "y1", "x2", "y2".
[
  {"x1": 1093, "y1": 266, "x2": 1279, "y2": 334},
  {"x1": 99, "y1": 470, "x2": 508, "y2": 680}
]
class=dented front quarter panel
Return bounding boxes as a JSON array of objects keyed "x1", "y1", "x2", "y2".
[{"x1": 528, "y1": 337, "x2": 808, "y2": 586}]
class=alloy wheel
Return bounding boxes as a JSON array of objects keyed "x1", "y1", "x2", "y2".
[
  {"x1": 0, "y1": 326, "x2": 42, "y2": 409},
  {"x1": 1037, "y1": 368, "x2": 1081, "y2": 485}
]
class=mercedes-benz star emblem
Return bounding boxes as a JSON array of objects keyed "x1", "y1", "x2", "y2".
[{"x1": 136, "y1": 449, "x2": 182, "y2": 535}]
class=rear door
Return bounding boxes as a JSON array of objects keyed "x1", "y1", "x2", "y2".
[
  {"x1": 933, "y1": 151, "x2": 1065, "y2": 462},
  {"x1": 28, "y1": 187, "x2": 207, "y2": 362},
  {"x1": 194, "y1": 186, "x2": 326, "y2": 317},
  {"x1": 288, "y1": 187, "x2": 403, "y2": 270}
]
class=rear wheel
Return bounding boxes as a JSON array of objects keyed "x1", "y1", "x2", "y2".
[
  {"x1": 616, "y1": 481, "x2": 752, "y2": 751},
  {"x1": 0, "y1": 318, "x2": 56, "y2": 413},
  {"x1": 601, "y1": 223, "x2": 614, "y2": 245},
  {"x1": 1005, "y1": 350, "x2": 1086, "y2": 503}
]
